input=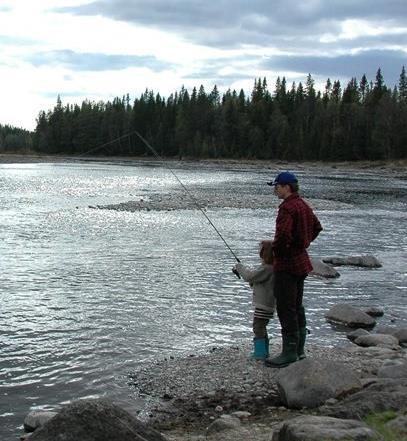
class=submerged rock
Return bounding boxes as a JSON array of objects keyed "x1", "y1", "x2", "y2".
[{"x1": 325, "y1": 304, "x2": 376, "y2": 328}]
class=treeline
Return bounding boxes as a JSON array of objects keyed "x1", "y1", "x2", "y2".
[
  {"x1": 0, "y1": 124, "x2": 33, "y2": 153},
  {"x1": 33, "y1": 67, "x2": 407, "y2": 160}
]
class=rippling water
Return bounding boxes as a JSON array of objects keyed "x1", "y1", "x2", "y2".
[{"x1": 1, "y1": 160, "x2": 406, "y2": 439}]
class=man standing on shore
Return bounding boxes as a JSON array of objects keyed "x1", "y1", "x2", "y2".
[{"x1": 265, "y1": 171, "x2": 322, "y2": 368}]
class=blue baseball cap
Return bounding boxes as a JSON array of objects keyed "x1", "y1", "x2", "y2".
[{"x1": 267, "y1": 171, "x2": 298, "y2": 186}]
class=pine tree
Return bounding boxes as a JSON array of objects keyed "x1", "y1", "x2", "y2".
[{"x1": 399, "y1": 66, "x2": 407, "y2": 103}]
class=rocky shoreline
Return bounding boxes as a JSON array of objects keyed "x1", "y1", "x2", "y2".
[{"x1": 126, "y1": 339, "x2": 407, "y2": 440}]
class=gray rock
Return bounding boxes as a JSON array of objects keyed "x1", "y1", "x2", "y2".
[
  {"x1": 310, "y1": 258, "x2": 340, "y2": 278},
  {"x1": 354, "y1": 333, "x2": 399, "y2": 348},
  {"x1": 230, "y1": 411, "x2": 251, "y2": 419},
  {"x1": 321, "y1": 379, "x2": 407, "y2": 419},
  {"x1": 325, "y1": 304, "x2": 376, "y2": 328},
  {"x1": 377, "y1": 360, "x2": 407, "y2": 379},
  {"x1": 30, "y1": 399, "x2": 168, "y2": 441},
  {"x1": 347, "y1": 328, "x2": 370, "y2": 342},
  {"x1": 24, "y1": 411, "x2": 57, "y2": 432},
  {"x1": 322, "y1": 255, "x2": 382, "y2": 268},
  {"x1": 271, "y1": 415, "x2": 379, "y2": 441},
  {"x1": 206, "y1": 415, "x2": 241, "y2": 435},
  {"x1": 276, "y1": 358, "x2": 362, "y2": 409},
  {"x1": 394, "y1": 327, "x2": 407, "y2": 344},
  {"x1": 363, "y1": 307, "x2": 384, "y2": 317},
  {"x1": 385, "y1": 415, "x2": 407, "y2": 435},
  {"x1": 375, "y1": 326, "x2": 407, "y2": 344}
]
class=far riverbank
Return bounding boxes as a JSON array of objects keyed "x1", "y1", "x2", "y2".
[{"x1": 0, "y1": 152, "x2": 406, "y2": 175}]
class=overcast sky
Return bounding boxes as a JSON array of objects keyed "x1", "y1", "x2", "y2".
[{"x1": 1, "y1": 0, "x2": 406, "y2": 130}]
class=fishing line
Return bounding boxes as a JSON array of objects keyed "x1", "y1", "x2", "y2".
[{"x1": 76, "y1": 129, "x2": 241, "y2": 272}]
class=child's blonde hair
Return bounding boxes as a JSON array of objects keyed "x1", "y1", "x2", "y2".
[{"x1": 259, "y1": 240, "x2": 274, "y2": 265}]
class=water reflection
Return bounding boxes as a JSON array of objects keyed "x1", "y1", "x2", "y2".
[{"x1": 0, "y1": 161, "x2": 406, "y2": 439}]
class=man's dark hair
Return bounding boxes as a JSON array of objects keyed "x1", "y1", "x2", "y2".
[{"x1": 289, "y1": 182, "x2": 299, "y2": 193}]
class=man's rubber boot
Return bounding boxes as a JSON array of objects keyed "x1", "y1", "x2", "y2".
[
  {"x1": 251, "y1": 337, "x2": 268, "y2": 360},
  {"x1": 265, "y1": 333, "x2": 298, "y2": 368},
  {"x1": 265, "y1": 335, "x2": 270, "y2": 358},
  {"x1": 298, "y1": 327, "x2": 308, "y2": 360}
]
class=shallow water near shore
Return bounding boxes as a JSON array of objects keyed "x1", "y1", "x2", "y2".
[{"x1": 0, "y1": 159, "x2": 406, "y2": 440}]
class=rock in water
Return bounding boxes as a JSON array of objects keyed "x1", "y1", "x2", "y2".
[
  {"x1": 325, "y1": 304, "x2": 376, "y2": 328},
  {"x1": 322, "y1": 255, "x2": 382, "y2": 268},
  {"x1": 30, "y1": 399, "x2": 168, "y2": 441},
  {"x1": 309, "y1": 258, "x2": 340, "y2": 278},
  {"x1": 354, "y1": 333, "x2": 399, "y2": 348}
]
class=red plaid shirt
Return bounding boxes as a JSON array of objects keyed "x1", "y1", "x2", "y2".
[{"x1": 272, "y1": 193, "x2": 322, "y2": 275}]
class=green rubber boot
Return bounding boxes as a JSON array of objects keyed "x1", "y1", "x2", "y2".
[
  {"x1": 251, "y1": 337, "x2": 268, "y2": 360},
  {"x1": 265, "y1": 335, "x2": 270, "y2": 358},
  {"x1": 265, "y1": 333, "x2": 298, "y2": 368},
  {"x1": 298, "y1": 327, "x2": 308, "y2": 360}
]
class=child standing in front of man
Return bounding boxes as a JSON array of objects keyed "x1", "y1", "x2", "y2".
[{"x1": 233, "y1": 240, "x2": 275, "y2": 360}]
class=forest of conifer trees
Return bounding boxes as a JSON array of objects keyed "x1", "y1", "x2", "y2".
[{"x1": 3, "y1": 67, "x2": 407, "y2": 160}]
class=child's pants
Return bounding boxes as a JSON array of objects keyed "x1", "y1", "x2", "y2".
[{"x1": 253, "y1": 317, "x2": 270, "y2": 338}]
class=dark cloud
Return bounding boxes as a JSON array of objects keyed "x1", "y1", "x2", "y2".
[
  {"x1": 27, "y1": 50, "x2": 174, "y2": 71},
  {"x1": 262, "y1": 49, "x2": 406, "y2": 87},
  {"x1": 52, "y1": 1, "x2": 407, "y2": 87},
  {"x1": 56, "y1": 0, "x2": 406, "y2": 47}
]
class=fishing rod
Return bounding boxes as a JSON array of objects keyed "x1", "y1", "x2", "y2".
[{"x1": 77, "y1": 129, "x2": 242, "y2": 277}]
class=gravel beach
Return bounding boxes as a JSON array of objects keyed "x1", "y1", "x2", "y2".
[{"x1": 127, "y1": 341, "x2": 406, "y2": 440}]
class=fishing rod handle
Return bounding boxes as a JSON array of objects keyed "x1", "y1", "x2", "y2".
[
  {"x1": 232, "y1": 257, "x2": 241, "y2": 278},
  {"x1": 232, "y1": 268, "x2": 241, "y2": 279}
]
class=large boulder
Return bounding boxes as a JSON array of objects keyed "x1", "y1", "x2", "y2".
[
  {"x1": 272, "y1": 415, "x2": 379, "y2": 441},
  {"x1": 354, "y1": 333, "x2": 400, "y2": 348},
  {"x1": 30, "y1": 399, "x2": 168, "y2": 441},
  {"x1": 275, "y1": 358, "x2": 361, "y2": 409},
  {"x1": 321, "y1": 379, "x2": 407, "y2": 419},
  {"x1": 322, "y1": 255, "x2": 382, "y2": 268},
  {"x1": 309, "y1": 258, "x2": 340, "y2": 278},
  {"x1": 325, "y1": 304, "x2": 376, "y2": 328}
]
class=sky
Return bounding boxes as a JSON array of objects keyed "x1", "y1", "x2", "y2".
[{"x1": 0, "y1": 0, "x2": 406, "y2": 131}]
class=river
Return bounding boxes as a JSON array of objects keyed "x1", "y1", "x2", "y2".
[{"x1": 0, "y1": 159, "x2": 406, "y2": 439}]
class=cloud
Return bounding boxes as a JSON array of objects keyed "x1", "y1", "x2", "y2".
[
  {"x1": 262, "y1": 49, "x2": 406, "y2": 86},
  {"x1": 56, "y1": 0, "x2": 407, "y2": 48},
  {"x1": 0, "y1": 34, "x2": 37, "y2": 46},
  {"x1": 26, "y1": 50, "x2": 174, "y2": 72}
]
